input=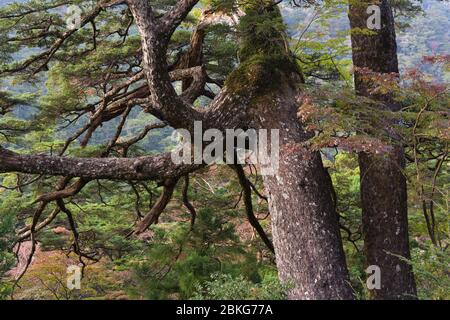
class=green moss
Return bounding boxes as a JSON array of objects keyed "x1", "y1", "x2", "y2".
[
  {"x1": 237, "y1": 5, "x2": 286, "y2": 58},
  {"x1": 225, "y1": 53, "x2": 300, "y2": 95},
  {"x1": 224, "y1": 5, "x2": 302, "y2": 96}
]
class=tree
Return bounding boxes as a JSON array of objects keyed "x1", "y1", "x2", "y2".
[
  {"x1": 348, "y1": 0, "x2": 417, "y2": 299},
  {"x1": 0, "y1": 0, "x2": 354, "y2": 299},
  {"x1": 0, "y1": 208, "x2": 15, "y2": 298}
]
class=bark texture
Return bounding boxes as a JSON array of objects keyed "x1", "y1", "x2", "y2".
[
  {"x1": 255, "y1": 85, "x2": 354, "y2": 299},
  {"x1": 348, "y1": 0, "x2": 417, "y2": 299}
]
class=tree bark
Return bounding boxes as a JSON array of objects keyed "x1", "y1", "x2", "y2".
[
  {"x1": 255, "y1": 84, "x2": 354, "y2": 299},
  {"x1": 348, "y1": 0, "x2": 417, "y2": 299}
]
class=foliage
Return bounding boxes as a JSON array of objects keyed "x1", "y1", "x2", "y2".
[
  {"x1": 409, "y1": 244, "x2": 450, "y2": 300},
  {"x1": 192, "y1": 272, "x2": 286, "y2": 300},
  {"x1": 128, "y1": 182, "x2": 274, "y2": 299},
  {"x1": 14, "y1": 253, "x2": 125, "y2": 300},
  {"x1": 0, "y1": 209, "x2": 15, "y2": 298}
]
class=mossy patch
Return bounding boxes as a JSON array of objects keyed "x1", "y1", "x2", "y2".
[
  {"x1": 224, "y1": 5, "x2": 302, "y2": 96},
  {"x1": 225, "y1": 53, "x2": 300, "y2": 96}
]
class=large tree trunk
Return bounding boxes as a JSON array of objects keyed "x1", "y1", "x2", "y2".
[
  {"x1": 222, "y1": 49, "x2": 354, "y2": 297},
  {"x1": 217, "y1": 3, "x2": 354, "y2": 297},
  {"x1": 257, "y1": 85, "x2": 354, "y2": 299},
  {"x1": 348, "y1": 0, "x2": 417, "y2": 299}
]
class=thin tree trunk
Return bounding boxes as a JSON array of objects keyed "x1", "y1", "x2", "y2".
[{"x1": 348, "y1": 0, "x2": 417, "y2": 299}]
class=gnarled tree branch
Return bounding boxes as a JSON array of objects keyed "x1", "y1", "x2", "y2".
[{"x1": 0, "y1": 145, "x2": 203, "y2": 181}]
